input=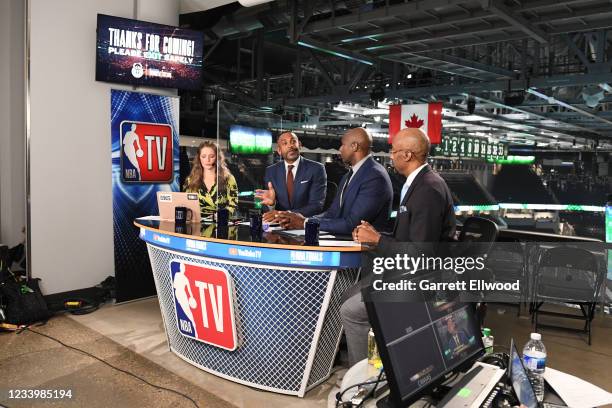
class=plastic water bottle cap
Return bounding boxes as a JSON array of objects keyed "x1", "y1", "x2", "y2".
[
  {"x1": 530, "y1": 333, "x2": 542, "y2": 341},
  {"x1": 482, "y1": 328, "x2": 491, "y2": 336}
]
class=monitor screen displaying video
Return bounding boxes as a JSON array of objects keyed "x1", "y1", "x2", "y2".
[
  {"x1": 366, "y1": 288, "x2": 483, "y2": 406},
  {"x1": 96, "y1": 14, "x2": 204, "y2": 90},
  {"x1": 229, "y1": 125, "x2": 273, "y2": 155}
]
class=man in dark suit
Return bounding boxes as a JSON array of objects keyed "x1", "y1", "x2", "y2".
[
  {"x1": 445, "y1": 316, "x2": 470, "y2": 356},
  {"x1": 353, "y1": 127, "x2": 456, "y2": 249},
  {"x1": 276, "y1": 127, "x2": 393, "y2": 235},
  {"x1": 341, "y1": 128, "x2": 456, "y2": 366},
  {"x1": 255, "y1": 132, "x2": 327, "y2": 219}
]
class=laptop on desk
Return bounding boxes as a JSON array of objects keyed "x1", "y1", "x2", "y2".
[{"x1": 157, "y1": 192, "x2": 201, "y2": 223}]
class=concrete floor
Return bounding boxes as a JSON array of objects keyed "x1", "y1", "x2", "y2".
[
  {"x1": 2, "y1": 299, "x2": 611, "y2": 408},
  {"x1": 66, "y1": 297, "x2": 341, "y2": 408},
  {"x1": 0, "y1": 313, "x2": 233, "y2": 408}
]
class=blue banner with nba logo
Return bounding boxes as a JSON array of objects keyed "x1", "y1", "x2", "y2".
[{"x1": 111, "y1": 89, "x2": 179, "y2": 302}]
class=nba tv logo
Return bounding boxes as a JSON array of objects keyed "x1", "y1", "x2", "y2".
[
  {"x1": 170, "y1": 260, "x2": 238, "y2": 351},
  {"x1": 120, "y1": 120, "x2": 173, "y2": 183}
]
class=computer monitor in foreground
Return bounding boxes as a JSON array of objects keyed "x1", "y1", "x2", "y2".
[
  {"x1": 364, "y1": 274, "x2": 484, "y2": 407},
  {"x1": 509, "y1": 339, "x2": 538, "y2": 408}
]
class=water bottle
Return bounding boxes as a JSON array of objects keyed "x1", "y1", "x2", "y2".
[
  {"x1": 481, "y1": 328, "x2": 494, "y2": 354},
  {"x1": 367, "y1": 328, "x2": 381, "y2": 366},
  {"x1": 523, "y1": 333, "x2": 547, "y2": 402}
]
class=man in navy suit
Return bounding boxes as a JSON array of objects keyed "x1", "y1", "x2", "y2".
[
  {"x1": 445, "y1": 316, "x2": 470, "y2": 356},
  {"x1": 277, "y1": 127, "x2": 393, "y2": 235},
  {"x1": 255, "y1": 132, "x2": 326, "y2": 219}
]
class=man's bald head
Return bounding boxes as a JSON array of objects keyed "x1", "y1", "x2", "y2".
[
  {"x1": 346, "y1": 127, "x2": 372, "y2": 152},
  {"x1": 390, "y1": 128, "x2": 430, "y2": 176},
  {"x1": 394, "y1": 128, "x2": 430, "y2": 163},
  {"x1": 339, "y1": 127, "x2": 372, "y2": 165}
]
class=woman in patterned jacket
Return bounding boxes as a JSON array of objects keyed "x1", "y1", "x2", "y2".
[{"x1": 184, "y1": 141, "x2": 238, "y2": 217}]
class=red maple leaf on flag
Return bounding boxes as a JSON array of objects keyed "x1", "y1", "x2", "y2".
[{"x1": 405, "y1": 113, "x2": 424, "y2": 128}]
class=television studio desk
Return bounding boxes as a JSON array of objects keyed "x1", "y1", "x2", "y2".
[{"x1": 134, "y1": 218, "x2": 363, "y2": 397}]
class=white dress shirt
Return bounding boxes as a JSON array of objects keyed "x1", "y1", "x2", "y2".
[
  {"x1": 270, "y1": 156, "x2": 301, "y2": 210},
  {"x1": 400, "y1": 163, "x2": 428, "y2": 204}
]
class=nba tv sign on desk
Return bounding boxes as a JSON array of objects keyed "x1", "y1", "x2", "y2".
[{"x1": 170, "y1": 261, "x2": 238, "y2": 351}]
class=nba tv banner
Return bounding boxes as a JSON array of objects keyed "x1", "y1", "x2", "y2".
[{"x1": 111, "y1": 89, "x2": 179, "y2": 302}]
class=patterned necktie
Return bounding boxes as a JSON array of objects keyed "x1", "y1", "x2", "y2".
[
  {"x1": 287, "y1": 165, "x2": 295, "y2": 204},
  {"x1": 340, "y1": 169, "x2": 353, "y2": 207}
]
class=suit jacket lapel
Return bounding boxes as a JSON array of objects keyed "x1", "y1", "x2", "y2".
[
  {"x1": 393, "y1": 165, "x2": 431, "y2": 234},
  {"x1": 292, "y1": 158, "x2": 306, "y2": 204},
  {"x1": 400, "y1": 165, "x2": 431, "y2": 207},
  {"x1": 335, "y1": 170, "x2": 351, "y2": 215},
  {"x1": 341, "y1": 157, "x2": 373, "y2": 211},
  {"x1": 276, "y1": 162, "x2": 290, "y2": 208}
]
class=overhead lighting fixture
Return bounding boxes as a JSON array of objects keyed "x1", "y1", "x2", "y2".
[
  {"x1": 363, "y1": 108, "x2": 388, "y2": 115},
  {"x1": 297, "y1": 41, "x2": 374, "y2": 66},
  {"x1": 341, "y1": 35, "x2": 381, "y2": 43},
  {"x1": 334, "y1": 103, "x2": 366, "y2": 115}
]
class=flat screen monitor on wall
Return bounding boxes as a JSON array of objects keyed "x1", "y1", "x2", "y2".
[
  {"x1": 229, "y1": 125, "x2": 273, "y2": 155},
  {"x1": 96, "y1": 14, "x2": 204, "y2": 90}
]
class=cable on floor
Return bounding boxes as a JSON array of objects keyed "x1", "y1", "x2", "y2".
[{"x1": 22, "y1": 327, "x2": 200, "y2": 408}]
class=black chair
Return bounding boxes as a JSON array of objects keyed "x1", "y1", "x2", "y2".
[
  {"x1": 485, "y1": 241, "x2": 527, "y2": 316},
  {"x1": 458, "y1": 216, "x2": 499, "y2": 257},
  {"x1": 532, "y1": 246, "x2": 604, "y2": 345},
  {"x1": 457, "y1": 217, "x2": 499, "y2": 328}
]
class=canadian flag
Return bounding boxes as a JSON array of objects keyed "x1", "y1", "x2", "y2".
[{"x1": 388, "y1": 102, "x2": 443, "y2": 144}]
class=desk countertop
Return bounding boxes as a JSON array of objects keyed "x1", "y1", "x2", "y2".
[{"x1": 134, "y1": 218, "x2": 364, "y2": 252}]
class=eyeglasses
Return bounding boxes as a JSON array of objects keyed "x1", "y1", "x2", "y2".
[{"x1": 389, "y1": 149, "x2": 412, "y2": 156}]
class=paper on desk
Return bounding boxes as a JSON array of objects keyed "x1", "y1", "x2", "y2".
[
  {"x1": 282, "y1": 229, "x2": 305, "y2": 235},
  {"x1": 318, "y1": 240, "x2": 361, "y2": 247},
  {"x1": 282, "y1": 229, "x2": 330, "y2": 236},
  {"x1": 544, "y1": 367, "x2": 612, "y2": 408},
  {"x1": 137, "y1": 215, "x2": 161, "y2": 220},
  {"x1": 236, "y1": 221, "x2": 281, "y2": 229}
]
